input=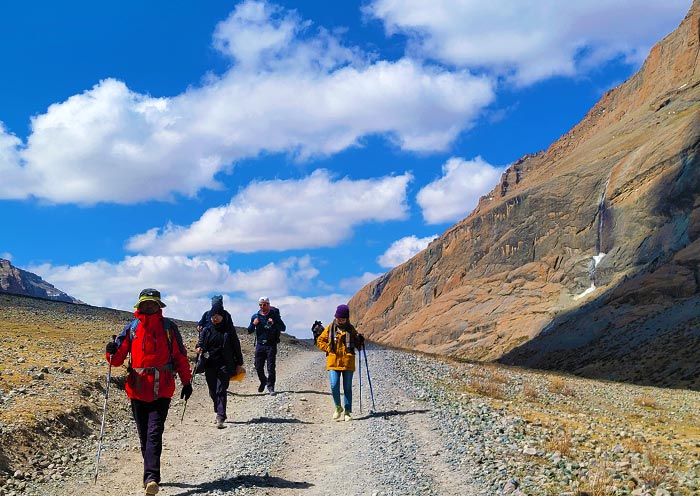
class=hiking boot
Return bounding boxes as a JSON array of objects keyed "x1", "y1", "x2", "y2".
[
  {"x1": 267, "y1": 386, "x2": 276, "y2": 396},
  {"x1": 258, "y1": 382, "x2": 266, "y2": 393},
  {"x1": 216, "y1": 419, "x2": 226, "y2": 429},
  {"x1": 332, "y1": 406, "x2": 343, "y2": 420},
  {"x1": 144, "y1": 480, "x2": 159, "y2": 495},
  {"x1": 344, "y1": 412, "x2": 352, "y2": 422}
]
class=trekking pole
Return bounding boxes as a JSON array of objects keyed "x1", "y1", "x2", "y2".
[
  {"x1": 181, "y1": 352, "x2": 201, "y2": 424},
  {"x1": 358, "y1": 351, "x2": 363, "y2": 414},
  {"x1": 362, "y1": 346, "x2": 376, "y2": 412},
  {"x1": 180, "y1": 396, "x2": 188, "y2": 423},
  {"x1": 94, "y1": 335, "x2": 116, "y2": 484}
]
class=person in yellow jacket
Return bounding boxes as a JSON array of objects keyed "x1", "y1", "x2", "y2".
[{"x1": 316, "y1": 304, "x2": 364, "y2": 421}]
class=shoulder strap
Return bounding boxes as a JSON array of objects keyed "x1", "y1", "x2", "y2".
[
  {"x1": 162, "y1": 318, "x2": 174, "y2": 355},
  {"x1": 129, "y1": 318, "x2": 139, "y2": 342}
]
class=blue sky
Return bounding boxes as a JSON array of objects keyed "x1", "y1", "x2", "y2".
[{"x1": 0, "y1": 0, "x2": 690, "y2": 338}]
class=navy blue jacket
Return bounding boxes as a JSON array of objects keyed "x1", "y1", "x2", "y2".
[{"x1": 247, "y1": 306, "x2": 286, "y2": 345}]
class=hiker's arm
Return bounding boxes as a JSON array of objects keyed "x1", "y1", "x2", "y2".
[
  {"x1": 171, "y1": 324, "x2": 193, "y2": 385},
  {"x1": 316, "y1": 325, "x2": 330, "y2": 352},
  {"x1": 247, "y1": 313, "x2": 258, "y2": 334},
  {"x1": 274, "y1": 309, "x2": 286, "y2": 333},
  {"x1": 105, "y1": 323, "x2": 130, "y2": 366}
]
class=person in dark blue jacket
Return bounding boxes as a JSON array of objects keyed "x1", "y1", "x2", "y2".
[
  {"x1": 247, "y1": 296, "x2": 286, "y2": 395},
  {"x1": 195, "y1": 299, "x2": 243, "y2": 428}
]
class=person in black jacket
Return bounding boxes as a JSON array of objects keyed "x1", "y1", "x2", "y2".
[
  {"x1": 195, "y1": 299, "x2": 243, "y2": 428},
  {"x1": 197, "y1": 295, "x2": 223, "y2": 334},
  {"x1": 247, "y1": 296, "x2": 286, "y2": 395}
]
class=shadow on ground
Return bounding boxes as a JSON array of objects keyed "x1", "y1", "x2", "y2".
[
  {"x1": 162, "y1": 474, "x2": 312, "y2": 495},
  {"x1": 228, "y1": 416, "x2": 313, "y2": 425},
  {"x1": 355, "y1": 409, "x2": 430, "y2": 420},
  {"x1": 229, "y1": 389, "x2": 330, "y2": 397}
]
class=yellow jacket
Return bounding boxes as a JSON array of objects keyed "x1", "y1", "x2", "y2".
[{"x1": 316, "y1": 321, "x2": 362, "y2": 371}]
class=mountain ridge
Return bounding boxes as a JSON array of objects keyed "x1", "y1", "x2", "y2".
[
  {"x1": 349, "y1": 0, "x2": 700, "y2": 389},
  {"x1": 0, "y1": 258, "x2": 83, "y2": 304}
]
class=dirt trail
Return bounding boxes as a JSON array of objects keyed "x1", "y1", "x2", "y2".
[{"x1": 56, "y1": 342, "x2": 469, "y2": 496}]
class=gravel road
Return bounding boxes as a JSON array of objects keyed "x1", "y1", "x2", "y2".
[
  {"x1": 48, "y1": 341, "x2": 484, "y2": 496},
  {"x1": 11, "y1": 337, "x2": 699, "y2": 496}
]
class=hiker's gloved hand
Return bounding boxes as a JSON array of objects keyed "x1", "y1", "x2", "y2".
[
  {"x1": 357, "y1": 334, "x2": 365, "y2": 349},
  {"x1": 105, "y1": 341, "x2": 118, "y2": 355},
  {"x1": 181, "y1": 383, "x2": 193, "y2": 400}
]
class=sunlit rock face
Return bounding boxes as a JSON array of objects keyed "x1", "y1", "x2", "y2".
[
  {"x1": 350, "y1": 1, "x2": 700, "y2": 389},
  {"x1": 0, "y1": 258, "x2": 83, "y2": 304}
]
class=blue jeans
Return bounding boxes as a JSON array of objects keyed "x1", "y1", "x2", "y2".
[{"x1": 328, "y1": 370, "x2": 354, "y2": 413}]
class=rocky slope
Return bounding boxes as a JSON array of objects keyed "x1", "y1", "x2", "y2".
[
  {"x1": 0, "y1": 259, "x2": 82, "y2": 304},
  {"x1": 349, "y1": 1, "x2": 700, "y2": 389}
]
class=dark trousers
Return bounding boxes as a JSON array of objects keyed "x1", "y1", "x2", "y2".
[
  {"x1": 254, "y1": 344, "x2": 277, "y2": 388},
  {"x1": 131, "y1": 397, "x2": 170, "y2": 486},
  {"x1": 204, "y1": 366, "x2": 230, "y2": 420}
]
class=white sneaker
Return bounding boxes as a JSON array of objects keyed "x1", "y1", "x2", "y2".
[
  {"x1": 332, "y1": 406, "x2": 343, "y2": 420},
  {"x1": 344, "y1": 412, "x2": 352, "y2": 422}
]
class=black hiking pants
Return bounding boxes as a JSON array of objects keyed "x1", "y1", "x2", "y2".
[
  {"x1": 204, "y1": 366, "x2": 231, "y2": 421},
  {"x1": 254, "y1": 343, "x2": 277, "y2": 389},
  {"x1": 131, "y1": 397, "x2": 170, "y2": 486}
]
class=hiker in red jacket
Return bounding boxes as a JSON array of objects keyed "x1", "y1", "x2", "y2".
[{"x1": 105, "y1": 288, "x2": 192, "y2": 496}]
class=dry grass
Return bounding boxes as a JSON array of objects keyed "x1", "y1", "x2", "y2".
[
  {"x1": 522, "y1": 382, "x2": 540, "y2": 401},
  {"x1": 640, "y1": 450, "x2": 671, "y2": 487},
  {"x1": 547, "y1": 376, "x2": 576, "y2": 396},
  {"x1": 623, "y1": 437, "x2": 647, "y2": 454},
  {"x1": 545, "y1": 428, "x2": 573, "y2": 457},
  {"x1": 467, "y1": 378, "x2": 503, "y2": 399},
  {"x1": 579, "y1": 460, "x2": 613, "y2": 496},
  {"x1": 634, "y1": 396, "x2": 659, "y2": 409},
  {"x1": 489, "y1": 370, "x2": 510, "y2": 384}
]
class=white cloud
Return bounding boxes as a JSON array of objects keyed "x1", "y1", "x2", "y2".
[
  {"x1": 0, "y1": 252, "x2": 12, "y2": 261},
  {"x1": 0, "y1": 0, "x2": 494, "y2": 205},
  {"x1": 127, "y1": 169, "x2": 413, "y2": 254},
  {"x1": 338, "y1": 271, "x2": 385, "y2": 293},
  {"x1": 0, "y1": 124, "x2": 30, "y2": 200},
  {"x1": 365, "y1": 0, "x2": 689, "y2": 85},
  {"x1": 27, "y1": 254, "x2": 334, "y2": 339},
  {"x1": 417, "y1": 156, "x2": 503, "y2": 224},
  {"x1": 377, "y1": 234, "x2": 438, "y2": 268}
]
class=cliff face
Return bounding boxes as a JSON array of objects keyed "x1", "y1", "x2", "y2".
[
  {"x1": 0, "y1": 259, "x2": 83, "y2": 304},
  {"x1": 349, "y1": 1, "x2": 700, "y2": 388}
]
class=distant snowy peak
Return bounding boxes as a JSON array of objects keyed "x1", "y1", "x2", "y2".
[{"x1": 0, "y1": 258, "x2": 84, "y2": 304}]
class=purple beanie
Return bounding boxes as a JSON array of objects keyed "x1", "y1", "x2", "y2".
[{"x1": 334, "y1": 304, "x2": 350, "y2": 319}]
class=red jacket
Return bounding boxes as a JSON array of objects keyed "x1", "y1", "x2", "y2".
[{"x1": 106, "y1": 310, "x2": 192, "y2": 402}]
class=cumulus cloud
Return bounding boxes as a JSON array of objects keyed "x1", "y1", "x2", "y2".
[
  {"x1": 127, "y1": 169, "x2": 413, "y2": 254},
  {"x1": 0, "y1": 0, "x2": 493, "y2": 205},
  {"x1": 27, "y1": 254, "x2": 321, "y2": 324},
  {"x1": 377, "y1": 234, "x2": 438, "y2": 268},
  {"x1": 417, "y1": 156, "x2": 503, "y2": 224},
  {"x1": 365, "y1": 0, "x2": 689, "y2": 85}
]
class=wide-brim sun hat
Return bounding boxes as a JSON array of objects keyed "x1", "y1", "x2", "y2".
[{"x1": 134, "y1": 288, "x2": 167, "y2": 309}]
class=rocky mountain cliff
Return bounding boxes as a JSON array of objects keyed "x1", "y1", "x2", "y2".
[
  {"x1": 0, "y1": 258, "x2": 83, "y2": 304},
  {"x1": 350, "y1": 1, "x2": 700, "y2": 389}
]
